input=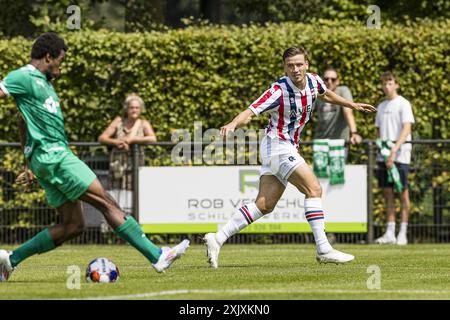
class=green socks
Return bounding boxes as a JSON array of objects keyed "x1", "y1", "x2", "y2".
[
  {"x1": 10, "y1": 228, "x2": 56, "y2": 268},
  {"x1": 9, "y1": 218, "x2": 161, "y2": 268},
  {"x1": 114, "y1": 216, "x2": 161, "y2": 264}
]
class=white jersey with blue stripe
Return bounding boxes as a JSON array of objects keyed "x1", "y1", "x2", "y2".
[{"x1": 248, "y1": 73, "x2": 327, "y2": 146}]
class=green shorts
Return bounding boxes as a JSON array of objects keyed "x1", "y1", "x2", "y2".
[{"x1": 29, "y1": 148, "x2": 97, "y2": 208}]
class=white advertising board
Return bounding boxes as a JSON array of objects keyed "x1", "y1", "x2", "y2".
[{"x1": 139, "y1": 165, "x2": 367, "y2": 233}]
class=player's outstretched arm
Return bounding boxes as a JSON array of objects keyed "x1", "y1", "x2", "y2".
[
  {"x1": 220, "y1": 109, "x2": 255, "y2": 137},
  {"x1": 0, "y1": 88, "x2": 6, "y2": 99},
  {"x1": 320, "y1": 89, "x2": 376, "y2": 113}
]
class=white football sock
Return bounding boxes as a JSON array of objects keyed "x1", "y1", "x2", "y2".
[
  {"x1": 398, "y1": 222, "x2": 408, "y2": 236},
  {"x1": 215, "y1": 203, "x2": 263, "y2": 246},
  {"x1": 304, "y1": 198, "x2": 332, "y2": 254},
  {"x1": 386, "y1": 221, "x2": 396, "y2": 237}
]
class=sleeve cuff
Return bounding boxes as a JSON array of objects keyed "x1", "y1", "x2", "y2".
[
  {"x1": 317, "y1": 88, "x2": 327, "y2": 96},
  {"x1": 248, "y1": 106, "x2": 259, "y2": 115},
  {"x1": 0, "y1": 81, "x2": 10, "y2": 96}
]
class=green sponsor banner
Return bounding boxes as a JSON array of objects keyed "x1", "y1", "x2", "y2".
[{"x1": 141, "y1": 222, "x2": 367, "y2": 233}]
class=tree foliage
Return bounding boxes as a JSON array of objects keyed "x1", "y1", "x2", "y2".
[
  {"x1": 0, "y1": 20, "x2": 448, "y2": 225},
  {"x1": 230, "y1": 0, "x2": 450, "y2": 23},
  {"x1": 1, "y1": 19, "x2": 448, "y2": 142}
]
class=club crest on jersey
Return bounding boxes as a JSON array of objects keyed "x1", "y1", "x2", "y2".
[
  {"x1": 290, "y1": 97, "x2": 295, "y2": 104},
  {"x1": 43, "y1": 96, "x2": 60, "y2": 114}
]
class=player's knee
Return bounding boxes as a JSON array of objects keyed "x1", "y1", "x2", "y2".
[
  {"x1": 383, "y1": 188, "x2": 394, "y2": 198},
  {"x1": 103, "y1": 193, "x2": 121, "y2": 211},
  {"x1": 94, "y1": 198, "x2": 119, "y2": 217},
  {"x1": 260, "y1": 206, "x2": 274, "y2": 215},
  {"x1": 73, "y1": 221, "x2": 85, "y2": 237},
  {"x1": 400, "y1": 197, "x2": 411, "y2": 211},
  {"x1": 255, "y1": 201, "x2": 276, "y2": 215},
  {"x1": 66, "y1": 220, "x2": 85, "y2": 237}
]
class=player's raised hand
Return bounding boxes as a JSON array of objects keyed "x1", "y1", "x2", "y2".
[
  {"x1": 351, "y1": 102, "x2": 376, "y2": 113},
  {"x1": 220, "y1": 123, "x2": 237, "y2": 138}
]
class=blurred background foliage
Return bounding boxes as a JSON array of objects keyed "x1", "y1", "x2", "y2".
[
  {"x1": 0, "y1": 1, "x2": 448, "y2": 229},
  {"x1": 0, "y1": 20, "x2": 448, "y2": 142},
  {"x1": 0, "y1": 0, "x2": 448, "y2": 37}
]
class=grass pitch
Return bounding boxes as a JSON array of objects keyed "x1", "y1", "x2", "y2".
[{"x1": 1, "y1": 243, "x2": 450, "y2": 300}]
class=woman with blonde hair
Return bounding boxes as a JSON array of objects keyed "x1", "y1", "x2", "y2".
[{"x1": 99, "y1": 93, "x2": 156, "y2": 191}]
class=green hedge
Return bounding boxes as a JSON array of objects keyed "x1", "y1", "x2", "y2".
[
  {"x1": 0, "y1": 20, "x2": 448, "y2": 229},
  {"x1": 0, "y1": 19, "x2": 449, "y2": 142}
]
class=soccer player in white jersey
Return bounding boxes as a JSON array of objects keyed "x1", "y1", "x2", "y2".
[{"x1": 204, "y1": 47, "x2": 376, "y2": 267}]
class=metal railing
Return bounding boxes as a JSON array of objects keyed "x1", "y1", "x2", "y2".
[{"x1": 0, "y1": 139, "x2": 448, "y2": 245}]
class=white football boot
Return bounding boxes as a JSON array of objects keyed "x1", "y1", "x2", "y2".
[
  {"x1": 374, "y1": 233, "x2": 397, "y2": 244},
  {"x1": 316, "y1": 249, "x2": 355, "y2": 264},
  {"x1": 204, "y1": 233, "x2": 221, "y2": 268},
  {"x1": 152, "y1": 239, "x2": 190, "y2": 273},
  {"x1": 396, "y1": 233, "x2": 408, "y2": 245},
  {"x1": 0, "y1": 250, "x2": 14, "y2": 282}
]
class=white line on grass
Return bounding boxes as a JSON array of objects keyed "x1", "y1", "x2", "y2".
[{"x1": 75, "y1": 288, "x2": 450, "y2": 300}]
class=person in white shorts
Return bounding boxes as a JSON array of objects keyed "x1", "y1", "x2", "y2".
[{"x1": 203, "y1": 47, "x2": 376, "y2": 267}]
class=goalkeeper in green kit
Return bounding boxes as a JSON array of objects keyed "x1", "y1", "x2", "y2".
[{"x1": 0, "y1": 33, "x2": 189, "y2": 282}]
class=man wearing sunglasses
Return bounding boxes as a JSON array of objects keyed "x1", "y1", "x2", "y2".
[{"x1": 314, "y1": 68, "x2": 362, "y2": 145}]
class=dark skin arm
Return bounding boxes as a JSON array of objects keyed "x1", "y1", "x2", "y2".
[
  {"x1": 15, "y1": 116, "x2": 35, "y2": 188},
  {"x1": 0, "y1": 88, "x2": 35, "y2": 187},
  {"x1": 18, "y1": 115, "x2": 27, "y2": 153}
]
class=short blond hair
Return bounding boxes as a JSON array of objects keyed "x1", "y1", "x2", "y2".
[{"x1": 123, "y1": 93, "x2": 145, "y2": 118}]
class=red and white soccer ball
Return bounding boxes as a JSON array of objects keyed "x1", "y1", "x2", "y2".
[{"x1": 86, "y1": 258, "x2": 120, "y2": 283}]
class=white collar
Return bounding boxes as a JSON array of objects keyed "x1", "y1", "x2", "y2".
[
  {"x1": 26, "y1": 64, "x2": 37, "y2": 71},
  {"x1": 286, "y1": 75, "x2": 309, "y2": 95}
]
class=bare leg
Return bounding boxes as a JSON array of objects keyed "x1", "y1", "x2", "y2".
[
  {"x1": 79, "y1": 178, "x2": 126, "y2": 228},
  {"x1": 50, "y1": 200, "x2": 86, "y2": 246},
  {"x1": 399, "y1": 189, "x2": 410, "y2": 223},
  {"x1": 5, "y1": 200, "x2": 86, "y2": 269},
  {"x1": 255, "y1": 175, "x2": 286, "y2": 214},
  {"x1": 287, "y1": 163, "x2": 322, "y2": 198},
  {"x1": 383, "y1": 188, "x2": 396, "y2": 223},
  {"x1": 287, "y1": 163, "x2": 332, "y2": 253},
  {"x1": 204, "y1": 174, "x2": 285, "y2": 268},
  {"x1": 286, "y1": 163, "x2": 353, "y2": 262},
  {"x1": 397, "y1": 188, "x2": 410, "y2": 244},
  {"x1": 216, "y1": 174, "x2": 285, "y2": 241},
  {"x1": 79, "y1": 178, "x2": 165, "y2": 265}
]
